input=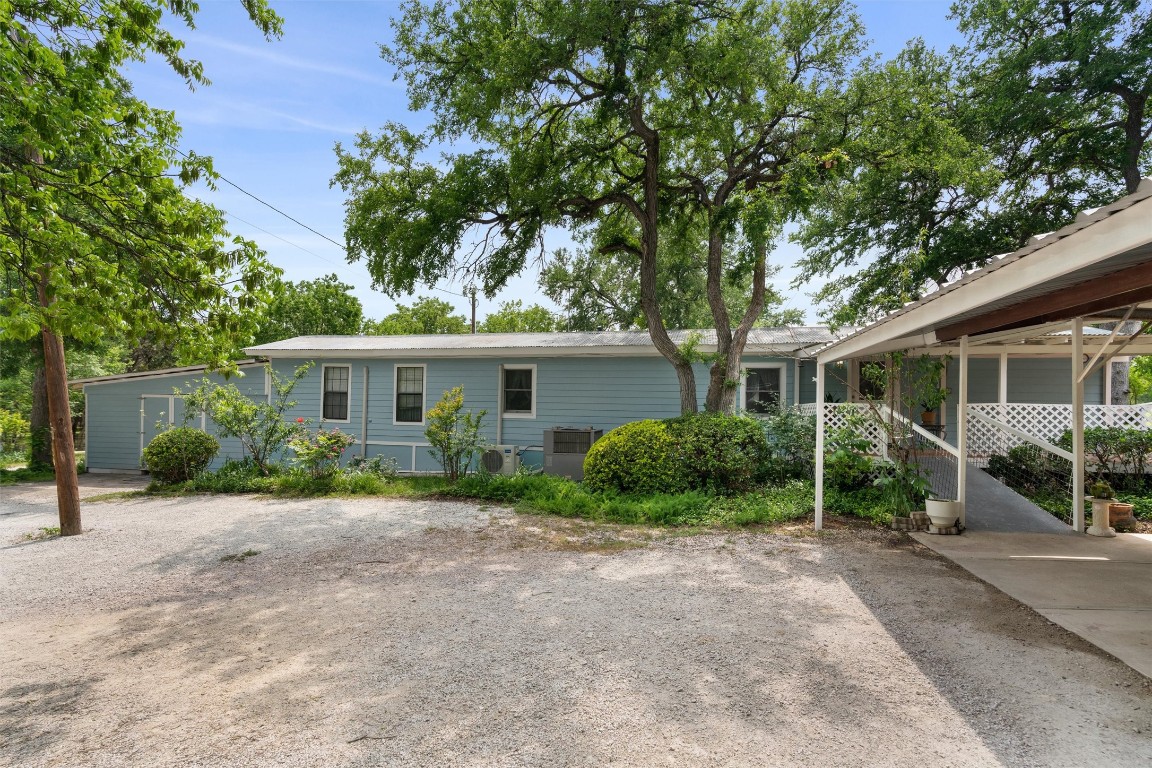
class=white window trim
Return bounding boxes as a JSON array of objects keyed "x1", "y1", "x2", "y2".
[
  {"x1": 500, "y1": 364, "x2": 537, "y2": 419},
  {"x1": 393, "y1": 363, "x2": 427, "y2": 426},
  {"x1": 739, "y1": 362, "x2": 787, "y2": 413},
  {"x1": 320, "y1": 364, "x2": 352, "y2": 424}
]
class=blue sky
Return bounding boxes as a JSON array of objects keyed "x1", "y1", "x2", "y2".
[{"x1": 126, "y1": 0, "x2": 965, "y2": 325}]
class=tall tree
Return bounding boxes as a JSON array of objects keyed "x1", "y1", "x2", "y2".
[
  {"x1": 363, "y1": 296, "x2": 469, "y2": 335},
  {"x1": 797, "y1": 2, "x2": 1152, "y2": 325},
  {"x1": 477, "y1": 300, "x2": 559, "y2": 333},
  {"x1": 2, "y1": 0, "x2": 283, "y2": 534},
  {"x1": 253, "y1": 274, "x2": 364, "y2": 344},
  {"x1": 335, "y1": 0, "x2": 864, "y2": 414}
]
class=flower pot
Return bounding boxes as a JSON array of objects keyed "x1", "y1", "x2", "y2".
[
  {"x1": 920, "y1": 411, "x2": 937, "y2": 426},
  {"x1": 925, "y1": 498, "x2": 959, "y2": 528},
  {"x1": 1087, "y1": 498, "x2": 1116, "y2": 537},
  {"x1": 1109, "y1": 502, "x2": 1135, "y2": 526}
]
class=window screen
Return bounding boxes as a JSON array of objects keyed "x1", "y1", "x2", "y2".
[
  {"x1": 395, "y1": 366, "x2": 424, "y2": 423},
  {"x1": 322, "y1": 366, "x2": 350, "y2": 420},
  {"x1": 745, "y1": 368, "x2": 781, "y2": 413},
  {"x1": 503, "y1": 368, "x2": 533, "y2": 413}
]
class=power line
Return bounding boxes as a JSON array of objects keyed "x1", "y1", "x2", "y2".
[{"x1": 171, "y1": 144, "x2": 473, "y2": 303}]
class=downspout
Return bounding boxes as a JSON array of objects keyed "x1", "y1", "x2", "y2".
[
  {"x1": 496, "y1": 364, "x2": 504, "y2": 446},
  {"x1": 361, "y1": 366, "x2": 369, "y2": 458}
]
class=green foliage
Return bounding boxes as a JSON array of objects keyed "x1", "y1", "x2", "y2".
[
  {"x1": 708, "y1": 480, "x2": 813, "y2": 526},
  {"x1": 424, "y1": 386, "x2": 487, "y2": 481},
  {"x1": 184, "y1": 363, "x2": 312, "y2": 475},
  {"x1": 141, "y1": 427, "x2": 219, "y2": 485},
  {"x1": 347, "y1": 455, "x2": 400, "y2": 480},
  {"x1": 253, "y1": 275, "x2": 364, "y2": 345},
  {"x1": 363, "y1": 296, "x2": 468, "y2": 335},
  {"x1": 1129, "y1": 356, "x2": 1152, "y2": 403},
  {"x1": 335, "y1": 0, "x2": 868, "y2": 413},
  {"x1": 583, "y1": 420, "x2": 689, "y2": 496},
  {"x1": 1089, "y1": 479, "x2": 1115, "y2": 499},
  {"x1": 873, "y1": 461, "x2": 931, "y2": 517},
  {"x1": 186, "y1": 458, "x2": 278, "y2": 494},
  {"x1": 0, "y1": 408, "x2": 30, "y2": 453},
  {"x1": 824, "y1": 486, "x2": 892, "y2": 525},
  {"x1": 760, "y1": 408, "x2": 819, "y2": 484},
  {"x1": 665, "y1": 413, "x2": 770, "y2": 494},
  {"x1": 823, "y1": 425, "x2": 875, "y2": 491},
  {"x1": 1, "y1": 0, "x2": 283, "y2": 364},
  {"x1": 799, "y1": 1, "x2": 1152, "y2": 325},
  {"x1": 477, "y1": 300, "x2": 559, "y2": 333},
  {"x1": 287, "y1": 426, "x2": 357, "y2": 479}
]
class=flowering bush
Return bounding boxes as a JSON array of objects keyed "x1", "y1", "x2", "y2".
[{"x1": 287, "y1": 426, "x2": 356, "y2": 478}]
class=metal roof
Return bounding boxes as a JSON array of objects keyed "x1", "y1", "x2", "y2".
[
  {"x1": 70, "y1": 360, "x2": 262, "y2": 387},
  {"x1": 818, "y1": 178, "x2": 1152, "y2": 360},
  {"x1": 245, "y1": 327, "x2": 847, "y2": 357}
]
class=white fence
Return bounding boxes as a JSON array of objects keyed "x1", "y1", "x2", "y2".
[{"x1": 966, "y1": 403, "x2": 1152, "y2": 459}]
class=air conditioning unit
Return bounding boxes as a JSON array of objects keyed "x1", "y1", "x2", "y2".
[
  {"x1": 543, "y1": 427, "x2": 603, "y2": 482},
  {"x1": 481, "y1": 445, "x2": 519, "y2": 476}
]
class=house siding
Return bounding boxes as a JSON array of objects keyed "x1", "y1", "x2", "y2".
[
  {"x1": 83, "y1": 350, "x2": 1110, "y2": 475},
  {"x1": 83, "y1": 365, "x2": 265, "y2": 472}
]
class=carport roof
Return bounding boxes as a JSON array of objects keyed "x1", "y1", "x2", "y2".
[{"x1": 818, "y1": 179, "x2": 1152, "y2": 362}]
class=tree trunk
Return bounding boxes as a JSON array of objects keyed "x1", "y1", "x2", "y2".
[
  {"x1": 704, "y1": 221, "x2": 732, "y2": 413},
  {"x1": 42, "y1": 327, "x2": 81, "y2": 535},
  {"x1": 630, "y1": 98, "x2": 697, "y2": 414},
  {"x1": 705, "y1": 233, "x2": 769, "y2": 414},
  {"x1": 30, "y1": 362, "x2": 52, "y2": 469},
  {"x1": 1121, "y1": 93, "x2": 1147, "y2": 195}
]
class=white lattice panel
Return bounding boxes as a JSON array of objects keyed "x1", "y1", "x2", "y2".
[
  {"x1": 965, "y1": 403, "x2": 1152, "y2": 460},
  {"x1": 821, "y1": 403, "x2": 888, "y2": 458}
]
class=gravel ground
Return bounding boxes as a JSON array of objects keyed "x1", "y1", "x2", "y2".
[{"x1": 1, "y1": 475, "x2": 1150, "y2": 768}]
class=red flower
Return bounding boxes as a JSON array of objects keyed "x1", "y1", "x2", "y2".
[{"x1": 296, "y1": 417, "x2": 305, "y2": 423}]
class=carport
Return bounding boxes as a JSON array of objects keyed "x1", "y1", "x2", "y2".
[{"x1": 813, "y1": 178, "x2": 1152, "y2": 534}]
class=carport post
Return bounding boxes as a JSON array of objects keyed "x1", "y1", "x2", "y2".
[
  {"x1": 1072, "y1": 317, "x2": 1086, "y2": 532},
  {"x1": 814, "y1": 360, "x2": 826, "y2": 531},
  {"x1": 957, "y1": 336, "x2": 969, "y2": 528}
]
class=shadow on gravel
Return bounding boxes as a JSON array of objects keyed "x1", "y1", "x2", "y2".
[{"x1": 0, "y1": 677, "x2": 100, "y2": 764}]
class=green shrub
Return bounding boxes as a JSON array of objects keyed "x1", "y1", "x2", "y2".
[
  {"x1": 0, "y1": 408, "x2": 30, "y2": 453},
  {"x1": 709, "y1": 479, "x2": 813, "y2": 525},
  {"x1": 666, "y1": 413, "x2": 770, "y2": 494},
  {"x1": 287, "y1": 426, "x2": 356, "y2": 478},
  {"x1": 759, "y1": 409, "x2": 818, "y2": 483},
  {"x1": 188, "y1": 457, "x2": 276, "y2": 493},
  {"x1": 425, "y1": 386, "x2": 487, "y2": 481},
  {"x1": 583, "y1": 420, "x2": 689, "y2": 495},
  {"x1": 143, "y1": 427, "x2": 219, "y2": 484},
  {"x1": 825, "y1": 486, "x2": 891, "y2": 525}
]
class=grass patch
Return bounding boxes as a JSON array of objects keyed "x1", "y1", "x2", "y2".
[
  {"x1": 220, "y1": 548, "x2": 260, "y2": 562},
  {"x1": 20, "y1": 526, "x2": 61, "y2": 541},
  {"x1": 146, "y1": 460, "x2": 896, "y2": 531},
  {"x1": 0, "y1": 455, "x2": 86, "y2": 485},
  {"x1": 81, "y1": 490, "x2": 148, "y2": 502}
]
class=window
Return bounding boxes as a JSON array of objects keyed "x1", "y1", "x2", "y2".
[
  {"x1": 744, "y1": 367, "x2": 781, "y2": 413},
  {"x1": 322, "y1": 365, "x2": 350, "y2": 421},
  {"x1": 395, "y1": 365, "x2": 425, "y2": 424},
  {"x1": 502, "y1": 365, "x2": 536, "y2": 418}
]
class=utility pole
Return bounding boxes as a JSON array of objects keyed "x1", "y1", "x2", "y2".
[{"x1": 470, "y1": 287, "x2": 477, "y2": 334}]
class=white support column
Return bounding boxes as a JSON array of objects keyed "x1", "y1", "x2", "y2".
[
  {"x1": 815, "y1": 361, "x2": 826, "y2": 531},
  {"x1": 998, "y1": 350, "x2": 1009, "y2": 418},
  {"x1": 793, "y1": 360, "x2": 801, "y2": 408},
  {"x1": 1072, "y1": 318, "x2": 1087, "y2": 533},
  {"x1": 957, "y1": 336, "x2": 969, "y2": 528}
]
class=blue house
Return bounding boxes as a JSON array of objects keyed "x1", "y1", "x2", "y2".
[{"x1": 73, "y1": 327, "x2": 1119, "y2": 475}]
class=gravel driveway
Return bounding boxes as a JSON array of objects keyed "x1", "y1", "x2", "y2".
[{"x1": 2, "y1": 476, "x2": 1149, "y2": 767}]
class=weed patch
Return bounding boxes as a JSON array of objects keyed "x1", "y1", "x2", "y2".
[{"x1": 220, "y1": 549, "x2": 260, "y2": 562}]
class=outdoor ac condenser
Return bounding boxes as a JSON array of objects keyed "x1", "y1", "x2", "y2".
[
  {"x1": 481, "y1": 445, "x2": 519, "y2": 476},
  {"x1": 543, "y1": 427, "x2": 603, "y2": 482}
]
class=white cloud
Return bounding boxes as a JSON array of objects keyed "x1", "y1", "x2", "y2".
[{"x1": 195, "y1": 34, "x2": 397, "y2": 86}]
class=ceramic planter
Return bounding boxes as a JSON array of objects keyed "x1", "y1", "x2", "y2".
[{"x1": 925, "y1": 498, "x2": 959, "y2": 527}]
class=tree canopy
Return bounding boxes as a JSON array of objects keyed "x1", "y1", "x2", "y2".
[
  {"x1": 796, "y1": 1, "x2": 1152, "y2": 326},
  {"x1": 477, "y1": 300, "x2": 559, "y2": 333},
  {"x1": 335, "y1": 0, "x2": 867, "y2": 413},
  {"x1": 253, "y1": 274, "x2": 364, "y2": 345},
  {"x1": 1, "y1": 0, "x2": 284, "y2": 533},
  {"x1": 363, "y1": 296, "x2": 469, "y2": 335}
]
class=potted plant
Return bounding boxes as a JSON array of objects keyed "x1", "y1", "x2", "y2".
[
  {"x1": 1087, "y1": 480, "x2": 1117, "y2": 537},
  {"x1": 925, "y1": 496, "x2": 960, "y2": 528}
]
